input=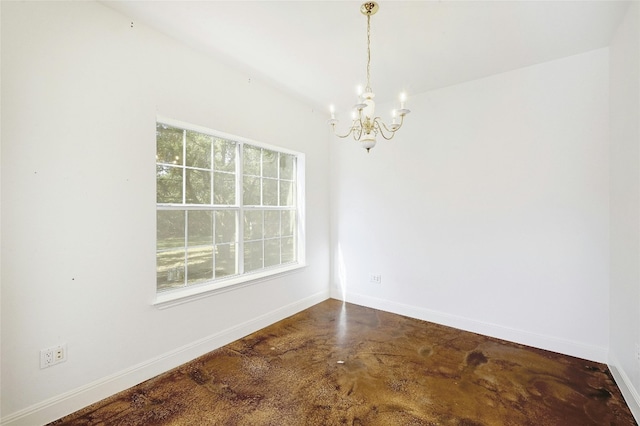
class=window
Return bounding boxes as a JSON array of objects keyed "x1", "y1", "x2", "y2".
[{"x1": 155, "y1": 118, "x2": 304, "y2": 304}]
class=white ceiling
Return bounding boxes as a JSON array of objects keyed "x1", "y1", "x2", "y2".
[{"x1": 104, "y1": 1, "x2": 630, "y2": 113}]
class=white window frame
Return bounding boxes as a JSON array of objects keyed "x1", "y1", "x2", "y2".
[{"x1": 154, "y1": 116, "x2": 306, "y2": 309}]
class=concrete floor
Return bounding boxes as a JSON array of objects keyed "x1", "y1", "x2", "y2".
[{"x1": 50, "y1": 299, "x2": 636, "y2": 425}]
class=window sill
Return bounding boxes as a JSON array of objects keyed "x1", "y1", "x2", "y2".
[{"x1": 153, "y1": 263, "x2": 307, "y2": 310}]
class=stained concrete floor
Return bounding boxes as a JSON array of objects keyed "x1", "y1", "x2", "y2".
[{"x1": 50, "y1": 299, "x2": 636, "y2": 425}]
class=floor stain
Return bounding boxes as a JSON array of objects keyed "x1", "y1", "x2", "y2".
[{"x1": 49, "y1": 299, "x2": 637, "y2": 426}]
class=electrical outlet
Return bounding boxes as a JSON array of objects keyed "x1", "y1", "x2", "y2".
[
  {"x1": 40, "y1": 344, "x2": 67, "y2": 369},
  {"x1": 635, "y1": 343, "x2": 640, "y2": 363},
  {"x1": 369, "y1": 274, "x2": 382, "y2": 284}
]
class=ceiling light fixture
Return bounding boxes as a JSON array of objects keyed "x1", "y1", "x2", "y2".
[{"x1": 328, "y1": 1, "x2": 410, "y2": 152}]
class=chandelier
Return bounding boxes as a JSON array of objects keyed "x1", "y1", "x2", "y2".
[{"x1": 328, "y1": 1, "x2": 410, "y2": 152}]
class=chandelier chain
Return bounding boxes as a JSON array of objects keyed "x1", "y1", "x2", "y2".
[{"x1": 366, "y1": 14, "x2": 371, "y2": 92}]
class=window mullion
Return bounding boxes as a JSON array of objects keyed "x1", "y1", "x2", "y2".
[
  {"x1": 211, "y1": 138, "x2": 215, "y2": 279},
  {"x1": 238, "y1": 142, "x2": 244, "y2": 275},
  {"x1": 279, "y1": 210, "x2": 283, "y2": 265},
  {"x1": 259, "y1": 149, "x2": 264, "y2": 269},
  {"x1": 182, "y1": 130, "x2": 187, "y2": 204},
  {"x1": 277, "y1": 152, "x2": 281, "y2": 208},
  {"x1": 183, "y1": 210, "x2": 188, "y2": 287},
  {"x1": 182, "y1": 130, "x2": 188, "y2": 287},
  {"x1": 259, "y1": 148, "x2": 263, "y2": 206}
]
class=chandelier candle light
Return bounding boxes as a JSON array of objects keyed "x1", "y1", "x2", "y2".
[{"x1": 328, "y1": 1, "x2": 410, "y2": 152}]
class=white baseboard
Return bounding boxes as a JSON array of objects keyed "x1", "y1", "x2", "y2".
[
  {"x1": 608, "y1": 353, "x2": 640, "y2": 423},
  {"x1": 332, "y1": 290, "x2": 608, "y2": 363},
  {"x1": 1, "y1": 291, "x2": 329, "y2": 426}
]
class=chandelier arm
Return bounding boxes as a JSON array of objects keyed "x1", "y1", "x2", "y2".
[
  {"x1": 379, "y1": 115, "x2": 405, "y2": 135},
  {"x1": 380, "y1": 131, "x2": 396, "y2": 141},
  {"x1": 373, "y1": 119, "x2": 396, "y2": 141},
  {"x1": 331, "y1": 118, "x2": 364, "y2": 139},
  {"x1": 331, "y1": 124, "x2": 357, "y2": 139},
  {"x1": 373, "y1": 116, "x2": 407, "y2": 141},
  {"x1": 352, "y1": 125, "x2": 363, "y2": 141},
  {"x1": 379, "y1": 129, "x2": 396, "y2": 140}
]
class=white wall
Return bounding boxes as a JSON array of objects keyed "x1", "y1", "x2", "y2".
[
  {"x1": 609, "y1": 1, "x2": 640, "y2": 419},
  {"x1": 2, "y1": 1, "x2": 638, "y2": 424},
  {"x1": 331, "y1": 48, "x2": 611, "y2": 362},
  {"x1": 0, "y1": 2, "x2": 330, "y2": 424}
]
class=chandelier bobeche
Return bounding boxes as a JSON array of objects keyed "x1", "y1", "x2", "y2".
[{"x1": 328, "y1": 1, "x2": 410, "y2": 152}]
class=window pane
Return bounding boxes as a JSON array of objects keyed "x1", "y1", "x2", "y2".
[
  {"x1": 157, "y1": 210, "x2": 185, "y2": 249},
  {"x1": 214, "y1": 172, "x2": 235, "y2": 205},
  {"x1": 282, "y1": 236, "x2": 295, "y2": 263},
  {"x1": 264, "y1": 210, "x2": 280, "y2": 238},
  {"x1": 214, "y1": 139, "x2": 236, "y2": 172},
  {"x1": 186, "y1": 169, "x2": 211, "y2": 204},
  {"x1": 243, "y1": 176, "x2": 261, "y2": 205},
  {"x1": 157, "y1": 165, "x2": 183, "y2": 204},
  {"x1": 264, "y1": 239, "x2": 281, "y2": 267},
  {"x1": 215, "y1": 243, "x2": 237, "y2": 278},
  {"x1": 262, "y1": 149, "x2": 278, "y2": 178},
  {"x1": 186, "y1": 131, "x2": 212, "y2": 169},
  {"x1": 280, "y1": 154, "x2": 294, "y2": 180},
  {"x1": 188, "y1": 211, "x2": 213, "y2": 247},
  {"x1": 244, "y1": 210, "x2": 263, "y2": 241},
  {"x1": 215, "y1": 210, "x2": 236, "y2": 244},
  {"x1": 243, "y1": 145, "x2": 261, "y2": 176},
  {"x1": 281, "y1": 211, "x2": 295, "y2": 237},
  {"x1": 263, "y1": 178, "x2": 278, "y2": 206},
  {"x1": 187, "y1": 247, "x2": 213, "y2": 284},
  {"x1": 244, "y1": 240, "x2": 263, "y2": 272},
  {"x1": 279, "y1": 181, "x2": 294, "y2": 206},
  {"x1": 156, "y1": 124, "x2": 183, "y2": 165},
  {"x1": 157, "y1": 249, "x2": 185, "y2": 290}
]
